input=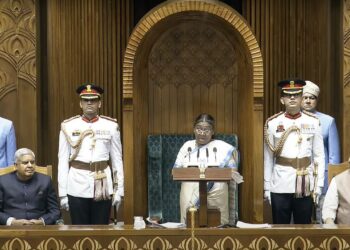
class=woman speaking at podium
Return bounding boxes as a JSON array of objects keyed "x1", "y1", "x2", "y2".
[{"x1": 173, "y1": 113, "x2": 240, "y2": 224}]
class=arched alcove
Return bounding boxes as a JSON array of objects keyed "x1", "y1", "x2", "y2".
[{"x1": 122, "y1": 0, "x2": 264, "y2": 224}]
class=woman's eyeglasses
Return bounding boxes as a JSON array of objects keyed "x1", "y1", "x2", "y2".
[{"x1": 194, "y1": 127, "x2": 212, "y2": 135}]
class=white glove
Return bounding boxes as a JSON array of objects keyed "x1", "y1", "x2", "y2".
[
  {"x1": 324, "y1": 218, "x2": 335, "y2": 224},
  {"x1": 60, "y1": 197, "x2": 69, "y2": 211},
  {"x1": 264, "y1": 190, "x2": 271, "y2": 205},
  {"x1": 231, "y1": 170, "x2": 244, "y2": 184},
  {"x1": 314, "y1": 187, "x2": 322, "y2": 205},
  {"x1": 315, "y1": 187, "x2": 322, "y2": 196},
  {"x1": 112, "y1": 189, "x2": 123, "y2": 207}
]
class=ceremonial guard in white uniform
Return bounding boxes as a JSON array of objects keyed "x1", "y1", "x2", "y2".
[
  {"x1": 264, "y1": 79, "x2": 325, "y2": 224},
  {"x1": 58, "y1": 84, "x2": 124, "y2": 225}
]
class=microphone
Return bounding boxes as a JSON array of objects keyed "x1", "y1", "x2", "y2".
[
  {"x1": 206, "y1": 148, "x2": 209, "y2": 161},
  {"x1": 213, "y1": 147, "x2": 217, "y2": 161},
  {"x1": 187, "y1": 147, "x2": 192, "y2": 161}
]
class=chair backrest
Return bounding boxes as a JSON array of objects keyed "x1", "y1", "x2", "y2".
[
  {"x1": 328, "y1": 161, "x2": 349, "y2": 184},
  {"x1": 0, "y1": 165, "x2": 53, "y2": 178},
  {"x1": 147, "y1": 134, "x2": 239, "y2": 223}
]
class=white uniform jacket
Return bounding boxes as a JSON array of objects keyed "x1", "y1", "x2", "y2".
[
  {"x1": 58, "y1": 115, "x2": 124, "y2": 199},
  {"x1": 264, "y1": 112, "x2": 325, "y2": 194}
]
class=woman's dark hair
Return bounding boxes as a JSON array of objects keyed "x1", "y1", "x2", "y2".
[{"x1": 193, "y1": 113, "x2": 215, "y2": 128}]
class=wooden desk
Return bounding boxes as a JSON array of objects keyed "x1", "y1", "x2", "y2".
[{"x1": 0, "y1": 225, "x2": 349, "y2": 249}]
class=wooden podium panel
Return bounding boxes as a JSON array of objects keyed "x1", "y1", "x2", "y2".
[
  {"x1": 186, "y1": 208, "x2": 221, "y2": 228},
  {"x1": 172, "y1": 167, "x2": 233, "y2": 181},
  {"x1": 172, "y1": 167, "x2": 232, "y2": 227}
]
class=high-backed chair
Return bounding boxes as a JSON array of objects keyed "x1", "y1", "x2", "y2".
[
  {"x1": 0, "y1": 165, "x2": 53, "y2": 177},
  {"x1": 147, "y1": 134, "x2": 239, "y2": 223},
  {"x1": 328, "y1": 161, "x2": 349, "y2": 185}
]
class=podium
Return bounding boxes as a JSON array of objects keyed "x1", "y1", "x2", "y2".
[{"x1": 172, "y1": 167, "x2": 232, "y2": 227}]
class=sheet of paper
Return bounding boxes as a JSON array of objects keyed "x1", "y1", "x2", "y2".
[
  {"x1": 236, "y1": 221, "x2": 271, "y2": 228},
  {"x1": 146, "y1": 217, "x2": 186, "y2": 228},
  {"x1": 160, "y1": 222, "x2": 186, "y2": 228}
]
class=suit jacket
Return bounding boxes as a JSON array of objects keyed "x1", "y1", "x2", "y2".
[
  {"x1": 0, "y1": 172, "x2": 60, "y2": 225},
  {"x1": 0, "y1": 117, "x2": 16, "y2": 168},
  {"x1": 316, "y1": 112, "x2": 341, "y2": 193}
]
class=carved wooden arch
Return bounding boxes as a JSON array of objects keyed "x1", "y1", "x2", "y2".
[
  {"x1": 123, "y1": 0, "x2": 263, "y2": 101},
  {"x1": 122, "y1": 0, "x2": 264, "y2": 224}
]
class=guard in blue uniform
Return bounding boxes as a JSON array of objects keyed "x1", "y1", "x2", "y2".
[
  {"x1": 302, "y1": 80, "x2": 341, "y2": 223},
  {"x1": 0, "y1": 117, "x2": 16, "y2": 168}
]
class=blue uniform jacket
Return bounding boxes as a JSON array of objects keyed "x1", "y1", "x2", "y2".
[
  {"x1": 0, "y1": 117, "x2": 16, "y2": 168},
  {"x1": 316, "y1": 112, "x2": 341, "y2": 193},
  {"x1": 0, "y1": 172, "x2": 61, "y2": 225}
]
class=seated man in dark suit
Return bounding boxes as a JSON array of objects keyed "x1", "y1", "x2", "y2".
[{"x1": 0, "y1": 148, "x2": 60, "y2": 225}]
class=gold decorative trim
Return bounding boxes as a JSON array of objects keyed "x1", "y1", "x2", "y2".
[
  {"x1": 0, "y1": 235, "x2": 350, "y2": 249},
  {"x1": 2, "y1": 238, "x2": 31, "y2": 250},
  {"x1": 143, "y1": 236, "x2": 173, "y2": 249},
  {"x1": 108, "y1": 237, "x2": 138, "y2": 250},
  {"x1": 37, "y1": 237, "x2": 67, "y2": 250},
  {"x1": 249, "y1": 236, "x2": 279, "y2": 250},
  {"x1": 284, "y1": 236, "x2": 314, "y2": 250},
  {"x1": 213, "y1": 236, "x2": 243, "y2": 250},
  {"x1": 72, "y1": 237, "x2": 102, "y2": 250},
  {"x1": 320, "y1": 236, "x2": 350, "y2": 249},
  {"x1": 178, "y1": 237, "x2": 208, "y2": 250},
  {"x1": 122, "y1": 0, "x2": 263, "y2": 101}
]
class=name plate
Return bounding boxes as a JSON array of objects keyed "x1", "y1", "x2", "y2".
[{"x1": 172, "y1": 167, "x2": 232, "y2": 181}]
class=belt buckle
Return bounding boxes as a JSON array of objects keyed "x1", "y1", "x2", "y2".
[{"x1": 89, "y1": 161, "x2": 94, "y2": 172}]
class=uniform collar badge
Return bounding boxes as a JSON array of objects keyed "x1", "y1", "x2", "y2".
[{"x1": 72, "y1": 130, "x2": 81, "y2": 136}]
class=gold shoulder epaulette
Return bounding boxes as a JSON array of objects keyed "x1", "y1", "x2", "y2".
[
  {"x1": 302, "y1": 110, "x2": 319, "y2": 119},
  {"x1": 100, "y1": 115, "x2": 117, "y2": 123},
  {"x1": 265, "y1": 111, "x2": 284, "y2": 127},
  {"x1": 62, "y1": 115, "x2": 80, "y2": 123},
  {"x1": 302, "y1": 110, "x2": 320, "y2": 125}
]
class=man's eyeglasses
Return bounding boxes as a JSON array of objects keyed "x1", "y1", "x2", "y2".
[
  {"x1": 303, "y1": 95, "x2": 317, "y2": 100},
  {"x1": 194, "y1": 127, "x2": 212, "y2": 135}
]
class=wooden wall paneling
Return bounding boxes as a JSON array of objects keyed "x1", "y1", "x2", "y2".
[
  {"x1": 243, "y1": 0, "x2": 342, "y2": 120},
  {"x1": 161, "y1": 85, "x2": 170, "y2": 132},
  {"x1": 169, "y1": 84, "x2": 178, "y2": 132},
  {"x1": 344, "y1": 0, "x2": 350, "y2": 160},
  {"x1": 0, "y1": 0, "x2": 37, "y2": 152},
  {"x1": 215, "y1": 83, "x2": 225, "y2": 132},
  {"x1": 38, "y1": 0, "x2": 133, "y2": 222},
  {"x1": 207, "y1": 85, "x2": 216, "y2": 120},
  {"x1": 331, "y1": 0, "x2": 342, "y2": 155},
  {"x1": 192, "y1": 84, "x2": 201, "y2": 130}
]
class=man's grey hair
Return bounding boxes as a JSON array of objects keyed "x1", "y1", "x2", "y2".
[{"x1": 14, "y1": 148, "x2": 35, "y2": 164}]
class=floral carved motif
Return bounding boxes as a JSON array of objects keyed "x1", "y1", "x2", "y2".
[{"x1": 0, "y1": 0, "x2": 35, "y2": 92}]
